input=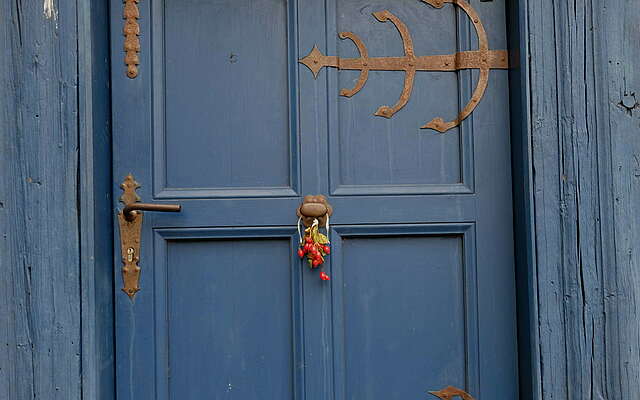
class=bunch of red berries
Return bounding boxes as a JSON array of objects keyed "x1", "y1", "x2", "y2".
[{"x1": 297, "y1": 234, "x2": 331, "y2": 281}]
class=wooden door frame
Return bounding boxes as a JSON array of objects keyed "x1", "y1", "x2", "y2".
[
  {"x1": 78, "y1": 1, "x2": 539, "y2": 398},
  {"x1": 78, "y1": 1, "x2": 114, "y2": 399},
  {"x1": 506, "y1": 1, "x2": 541, "y2": 398}
]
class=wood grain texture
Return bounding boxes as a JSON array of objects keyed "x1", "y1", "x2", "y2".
[
  {"x1": 0, "y1": 0, "x2": 639, "y2": 399},
  {"x1": 528, "y1": 0, "x2": 640, "y2": 398},
  {"x1": 0, "y1": 1, "x2": 81, "y2": 399},
  {"x1": 77, "y1": 0, "x2": 114, "y2": 398},
  {"x1": 602, "y1": 4, "x2": 640, "y2": 400}
]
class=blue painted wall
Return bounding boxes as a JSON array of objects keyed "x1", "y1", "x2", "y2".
[
  {"x1": 0, "y1": 1, "x2": 82, "y2": 398},
  {"x1": 0, "y1": 1, "x2": 112, "y2": 399},
  {"x1": 525, "y1": 0, "x2": 640, "y2": 398},
  {"x1": 0, "y1": 1, "x2": 638, "y2": 399}
]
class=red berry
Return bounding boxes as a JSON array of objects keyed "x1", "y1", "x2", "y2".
[
  {"x1": 304, "y1": 243, "x2": 312, "y2": 252},
  {"x1": 323, "y1": 246, "x2": 331, "y2": 254},
  {"x1": 305, "y1": 237, "x2": 313, "y2": 243},
  {"x1": 311, "y1": 250, "x2": 320, "y2": 258},
  {"x1": 297, "y1": 249, "x2": 305, "y2": 258},
  {"x1": 320, "y1": 272, "x2": 330, "y2": 281},
  {"x1": 312, "y1": 259, "x2": 321, "y2": 267}
]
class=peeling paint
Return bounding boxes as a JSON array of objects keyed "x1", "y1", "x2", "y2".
[{"x1": 43, "y1": 0, "x2": 57, "y2": 20}]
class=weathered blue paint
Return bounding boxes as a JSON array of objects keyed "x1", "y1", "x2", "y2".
[
  {"x1": 528, "y1": 1, "x2": 640, "y2": 399},
  {"x1": 506, "y1": 0, "x2": 541, "y2": 398},
  {"x1": 0, "y1": 0, "x2": 113, "y2": 399},
  {"x1": 111, "y1": 1, "x2": 517, "y2": 399},
  {"x1": 78, "y1": 0, "x2": 115, "y2": 399},
  {"x1": 0, "y1": 1, "x2": 82, "y2": 399},
  {"x1": 2, "y1": 1, "x2": 640, "y2": 399}
]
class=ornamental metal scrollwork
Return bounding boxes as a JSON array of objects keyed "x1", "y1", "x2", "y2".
[
  {"x1": 299, "y1": 0, "x2": 509, "y2": 132},
  {"x1": 123, "y1": 0, "x2": 141, "y2": 79}
]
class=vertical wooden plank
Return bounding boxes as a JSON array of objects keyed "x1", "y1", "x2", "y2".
[
  {"x1": 528, "y1": 0, "x2": 640, "y2": 398},
  {"x1": 527, "y1": 2, "x2": 568, "y2": 397},
  {"x1": 602, "y1": 2, "x2": 640, "y2": 399},
  {"x1": 78, "y1": 0, "x2": 114, "y2": 399},
  {"x1": 506, "y1": 0, "x2": 542, "y2": 397},
  {"x1": 0, "y1": 1, "x2": 81, "y2": 399}
]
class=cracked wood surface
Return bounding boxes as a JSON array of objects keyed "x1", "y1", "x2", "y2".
[
  {"x1": 0, "y1": 0, "x2": 639, "y2": 399},
  {"x1": 529, "y1": 0, "x2": 640, "y2": 398},
  {"x1": 0, "y1": 1, "x2": 81, "y2": 399}
]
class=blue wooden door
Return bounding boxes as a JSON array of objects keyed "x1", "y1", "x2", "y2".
[{"x1": 111, "y1": 1, "x2": 517, "y2": 399}]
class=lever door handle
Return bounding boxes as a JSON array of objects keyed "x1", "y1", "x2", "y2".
[
  {"x1": 117, "y1": 174, "x2": 182, "y2": 299},
  {"x1": 123, "y1": 202, "x2": 181, "y2": 221}
]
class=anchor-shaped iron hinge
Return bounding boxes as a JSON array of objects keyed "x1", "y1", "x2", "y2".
[{"x1": 299, "y1": 0, "x2": 508, "y2": 132}]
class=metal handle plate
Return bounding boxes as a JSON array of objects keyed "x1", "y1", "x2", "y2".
[{"x1": 118, "y1": 174, "x2": 181, "y2": 299}]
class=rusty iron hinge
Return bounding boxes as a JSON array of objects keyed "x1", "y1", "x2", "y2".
[
  {"x1": 429, "y1": 386, "x2": 475, "y2": 400},
  {"x1": 123, "y1": 0, "x2": 141, "y2": 78},
  {"x1": 299, "y1": 0, "x2": 508, "y2": 132}
]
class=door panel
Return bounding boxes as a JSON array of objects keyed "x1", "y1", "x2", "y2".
[
  {"x1": 112, "y1": 0, "x2": 518, "y2": 399},
  {"x1": 153, "y1": 0, "x2": 299, "y2": 198},
  {"x1": 330, "y1": 225, "x2": 479, "y2": 400},
  {"x1": 165, "y1": 237, "x2": 297, "y2": 399},
  {"x1": 151, "y1": 229, "x2": 304, "y2": 400},
  {"x1": 331, "y1": 1, "x2": 470, "y2": 193}
]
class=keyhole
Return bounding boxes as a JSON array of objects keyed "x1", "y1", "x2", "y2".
[{"x1": 127, "y1": 247, "x2": 135, "y2": 262}]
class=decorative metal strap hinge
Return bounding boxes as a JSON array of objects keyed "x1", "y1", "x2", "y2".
[
  {"x1": 123, "y1": 0, "x2": 141, "y2": 78},
  {"x1": 299, "y1": 0, "x2": 508, "y2": 132},
  {"x1": 117, "y1": 175, "x2": 181, "y2": 299},
  {"x1": 429, "y1": 386, "x2": 475, "y2": 400}
]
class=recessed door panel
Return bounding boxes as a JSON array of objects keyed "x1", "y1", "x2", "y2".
[
  {"x1": 165, "y1": 238, "x2": 295, "y2": 399},
  {"x1": 329, "y1": 225, "x2": 479, "y2": 399},
  {"x1": 156, "y1": 0, "x2": 298, "y2": 197},
  {"x1": 347, "y1": 236, "x2": 465, "y2": 394},
  {"x1": 328, "y1": 0, "x2": 475, "y2": 195}
]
